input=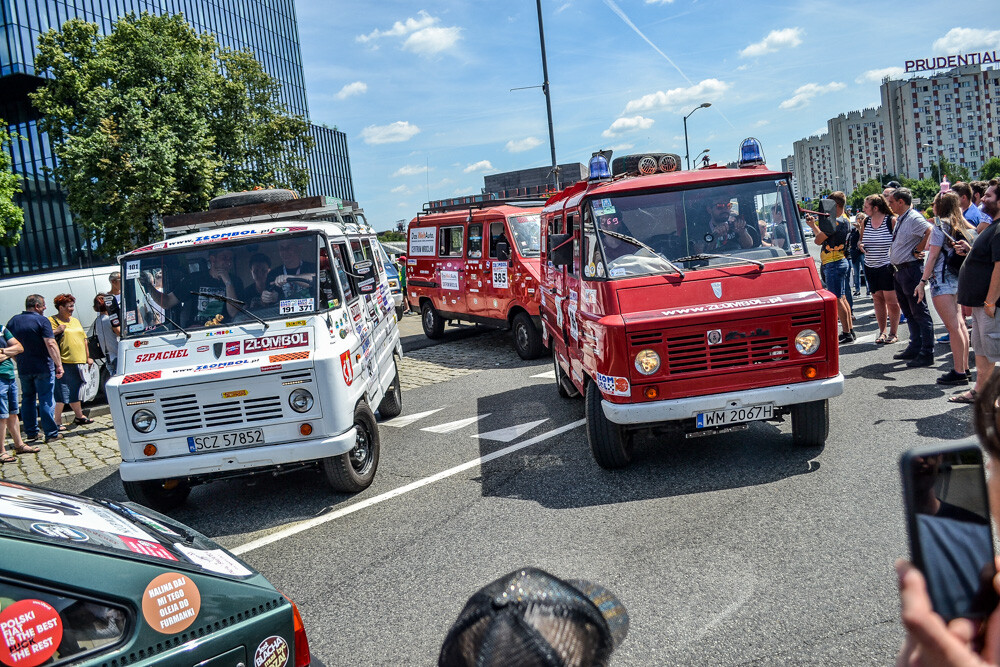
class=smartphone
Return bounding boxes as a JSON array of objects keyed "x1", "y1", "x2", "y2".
[{"x1": 901, "y1": 441, "x2": 999, "y2": 621}]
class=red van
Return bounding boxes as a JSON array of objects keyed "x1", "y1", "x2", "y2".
[
  {"x1": 542, "y1": 144, "x2": 844, "y2": 468},
  {"x1": 406, "y1": 197, "x2": 547, "y2": 359}
]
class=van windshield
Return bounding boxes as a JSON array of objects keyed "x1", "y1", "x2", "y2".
[
  {"x1": 588, "y1": 178, "x2": 805, "y2": 278},
  {"x1": 508, "y1": 214, "x2": 541, "y2": 257},
  {"x1": 121, "y1": 233, "x2": 334, "y2": 337}
]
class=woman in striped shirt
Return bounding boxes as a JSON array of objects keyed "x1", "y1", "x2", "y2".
[{"x1": 858, "y1": 193, "x2": 900, "y2": 344}]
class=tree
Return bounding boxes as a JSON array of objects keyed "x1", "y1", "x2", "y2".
[
  {"x1": 929, "y1": 157, "x2": 970, "y2": 184},
  {"x1": 980, "y1": 157, "x2": 1000, "y2": 181},
  {"x1": 0, "y1": 121, "x2": 24, "y2": 247},
  {"x1": 30, "y1": 13, "x2": 313, "y2": 255},
  {"x1": 848, "y1": 178, "x2": 884, "y2": 210}
]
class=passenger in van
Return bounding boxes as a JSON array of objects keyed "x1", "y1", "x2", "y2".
[
  {"x1": 142, "y1": 247, "x2": 242, "y2": 326},
  {"x1": 690, "y1": 197, "x2": 760, "y2": 254},
  {"x1": 240, "y1": 253, "x2": 278, "y2": 309},
  {"x1": 269, "y1": 240, "x2": 316, "y2": 300}
]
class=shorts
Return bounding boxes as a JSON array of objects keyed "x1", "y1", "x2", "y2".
[
  {"x1": 55, "y1": 364, "x2": 85, "y2": 404},
  {"x1": 864, "y1": 264, "x2": 895, "y2": 293},
  {"x1": 0, "y1": 376, "x2": 17, "y2": 419},
  {"x1": 970, "y1": 307, "x2": 1000, "y2": 363},
  {"x1": 822, "y1": 259, "x2": 848, "y2": 298},
  {"x1": 929, "y1": 270, "x2": 959, "y2": 298}
]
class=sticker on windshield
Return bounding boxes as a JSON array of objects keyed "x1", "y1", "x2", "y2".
[
  {"x1": 129, "y1": 324, "x2": 144, "y2": 333},
  {"x1": 609, "y1": 267, "x2": 627, "y2": 278},
  {"x1": 0, "y1": 599, "x2": 63, "y2": 667},
  {"x1": 791, "y1": 243, "x2": 803, "y2": 254},
  {"x1": 174, "y1": 545, "x2": 252, "y2": 576},
  {"x1": 0, "y1": 484, "x2": 156, "y2": 541},
  {"x1": 125, "y1": 310, "x2": 137, "y2": 325},
  {"x1": 279, "y1": 298, "x2": 314, "y2": 315},
  {"x1": 592, "y1": 198, "x2": 616, "y2": 216},
  {"x1": 142, "y1": 573, "x2": 201, "y2": 635},
  {"x1": 120, "y1": 535, "x2": 178, "y2": 561},
  {"x1": 125, "y1": 260, "x2": 140, "y2": 280}
]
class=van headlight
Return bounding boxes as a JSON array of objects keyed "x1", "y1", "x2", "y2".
[
  {"x1": 634, "y1": 349, "x2": 661, "y2": 375},
  {"x1": 132, "y1": 409, "x2": 156, "y2": 433},
  {"x1": 795, "y1": 329, "x2": 820, "y2": 355},
  {"x1": 289, "y1": 388, "x2": 314, "y2": 413}
]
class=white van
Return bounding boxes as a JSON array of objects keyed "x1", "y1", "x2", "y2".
[
  {"x1": 0, "y1": 265, "x2": 117, "y2": 330},
  {"x1": 106, "y1": 195, "x2": 403, "y2": 509}
]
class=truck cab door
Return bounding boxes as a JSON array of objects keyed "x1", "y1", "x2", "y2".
[
  {"x1": 485, "y1": 219, "x2": 511, "y2": 319},
  {"x1": 435, "y1": 224, "x2": 467, "y2": 315},
  {"x1": 562, "y1": 212, "x2": 583, "y2": 378},
  {"x1": 465, "y1": 221, "x2": 489, "y2": 318}
]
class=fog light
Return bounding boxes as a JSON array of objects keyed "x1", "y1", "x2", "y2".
[
  {"x1": 634, "y1": 349, "x2": 661, "y2": 375},
  {"x1": 802, "y1": 365, "x2": 818, "y2": 379},
  {"x1": 143, "y1": 444, "x2": 157, "y2": 457},
  {"x1": 644, "y1": 386, "x2": 659, "y2": 399},
  {"x1": 132, "y1": 409, "x2": 156, "y2": 433},
  {"x1": 289, "y1": 388, "x2": 314, "y2": 413},
  {"x1": 300, "y1": 423, "x2": 313, "y2": 436}
]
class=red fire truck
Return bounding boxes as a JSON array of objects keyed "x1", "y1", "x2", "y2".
[
  {"x1": 406, "y1": 196, "x2": 547, "y2": 359},
  {"x1": 542, "y1": 142, "x2": 844, "y2": 468}
]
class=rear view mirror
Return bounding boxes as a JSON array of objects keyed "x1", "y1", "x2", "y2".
[
  {"x1": 548, "y1": 233, "x2": 571, "y2": 268},
  {"x1": 355, "y1": 261, "x2": 377, "y2": 294},
  {"x1": 496, "y1": 241, "x2": 511, "y2": 262}
]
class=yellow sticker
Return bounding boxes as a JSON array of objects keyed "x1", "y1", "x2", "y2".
[
  {"x1": 142, "y1": 573, "x2": 201, "y2": 635},
  {"x1": 222, "y1": 389, "x2": 248, "y2": 399},
  {"x1": 286, "y1": 319, "x2": 306, "y2": 327}
]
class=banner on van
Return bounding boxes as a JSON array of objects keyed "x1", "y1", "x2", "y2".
[{"x1": 409, "y1": 228, "x2": 437, "y2": 256}]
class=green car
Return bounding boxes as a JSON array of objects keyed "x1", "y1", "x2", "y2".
[{"x1": 0, "y1": 481, "x2": 318, "y2": 667}]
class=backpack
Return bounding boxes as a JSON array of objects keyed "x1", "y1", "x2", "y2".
[{"x1": 943, "y1": 226, "x2": 972, "y2": 278}]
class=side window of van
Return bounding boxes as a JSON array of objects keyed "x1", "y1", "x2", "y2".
[
  {"x1": 567, "y1": 213, "x2": 578, "y2": 276},
  {"x1": 439, "y1": 226, "x2": 464, "y2": 257},
  {"x1": 362, "y1": 239, "x2": 384, "y2": 277},
  {"x1": 318, "y1": 244, "x2": 342, "y2": 309},
  {"x1": 331, "y1": 243, "x2": 356, "y2": 301},
  {"x1": 488, "y1": 221, "x2": 506, "y2": 259},
  {"x1": 468, "y1": 223, "x2": 483, "y2": 258}
]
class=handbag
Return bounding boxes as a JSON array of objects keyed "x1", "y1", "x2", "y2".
[
  {"x1": 87, "y1": 320, "x2": 105, "y2": 360},
  {"x1": 943, "y1": 225, "x2": 971, "y2": 277}
]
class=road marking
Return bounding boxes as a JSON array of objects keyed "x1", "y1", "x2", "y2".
[
  {"x1": 232, "y1": 419, "x2": 586, "y2": 555},
  {"x1": 381, "y1": 409, "x2": 442, "y2": 428},
  {"x1": 531, "y1": 370, "x2": 556, "y2": 379},
  {"x1": 422, "y1": 414, "x2": 491, "y2": 434},
  {"x1": 855, "y1": 308, "x2": 874, "y2": 318},
  {"x1": 473, "y1": 419, "x2": 548, "y2": 442},
  {"x1": 854, "y1": 333, "x2": 876, "y2": 344}
]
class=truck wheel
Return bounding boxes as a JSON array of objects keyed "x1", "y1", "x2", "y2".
[
  {"x1": 512, "y1": 312, "x2": 544, "y2": 360},
  {"x1": 553, "y1": 355, "x2": 579, "y2": 398},
  {"x1": 421, "y1": 302, "x2": 444, "y2": 339},
  {"x1": 377, "y1": 361, "x2": 403, "y2": 419},
  {"x1": 585, "y1": 382, "x2": 633, "y2": 469},
  {"x1": 791, "y1": 399, "x2": 829, "y2": 447},
  {"x1": 323, "y1": 402, "x2": 380, "y2": 493},
  {"x1": 122, "y1": 477, "x2": 191, "y2": 511}
]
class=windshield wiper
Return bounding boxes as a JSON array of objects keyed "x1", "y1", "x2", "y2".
[
  {"x1": 598, "y1": 228, "x2": 685, "y2": 278},
  {"x1": 192, "y1": 291, "x2": 268, "y2": 329},
  {"x1": 675, "y1": 253, "x2": 765, "y2": 270}
]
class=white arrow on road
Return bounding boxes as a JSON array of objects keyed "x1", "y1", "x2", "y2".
[
  {"x1": 381, "y1": 409, "x2": 442, "y2": 428},
  {"x1": 473, "y1": 419, "x2": 548, "y2": 443},
  {"x1": 422, "y1": 414, "x2": 491, "y2": 434}
]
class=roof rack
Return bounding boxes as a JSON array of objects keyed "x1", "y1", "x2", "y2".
[
  {"x1": 162, "y1": 195, "x2": 370, "y2": 235},
  {"x1": 422, "y1": 193, "x2": 548, "y2": 214}
]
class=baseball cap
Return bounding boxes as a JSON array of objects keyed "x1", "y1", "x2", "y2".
[{"x1": 439, "y1": 568, "x2": 629, "y2": 667}]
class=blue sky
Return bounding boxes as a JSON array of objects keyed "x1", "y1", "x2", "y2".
[{"x1": 296, "y1": 1, "x2": 1000, "y2": 231}]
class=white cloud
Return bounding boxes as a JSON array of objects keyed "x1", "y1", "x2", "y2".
[
  {"x1": 393, "y1": 164, "x2": 428, "y2": 177},
  {"x1": 390, "y1": 184, "x2": 414, "y2": 194},
  {"x1": 356, "y1": 11, "x2": 461, "y2": 56},
  {"x1": 811, "y1": 127, "x2": 827, "y2": 137},
  {"x1": 335, "y1": 81, "x2": 367, "y2": 100},
  {"x1": 357, "y1": 11, "x2": 437, "y2": 43},
  {"x1": 855, "y1": 67, "x2": 904, "y2": 84},
  {"x1": 463, "y1": 160, "x2": 494, "y2": 173},
  {"x1": 752, "y1": 119, "x2": 770, "y2": 128},
  {"x1": 740, "y1": 28, "x2": 803, "y2": 58},
  {"x1": 624, "y1": 79, "x2": 730, "y2": 114},
  {"x1": 609, "y1": 143, "x2": 634, "y2": 152},
  {"x1": 645, "y1": 0, "x2": 675, "y2": 4},
  {"x1": 361, "y1": 121, "x2": 421, "y2": 145},
  {"x1": 933, "y1": 28, "x2": 1000, "y2": 55},
  {"x1": 778, "y1": 82, "x2": 845, "y2": 110},
  {"x1": 602, "y1": 116, "x2": 654, "y2": 138},
  {"x1": 505, "y1": 136, "x2": 542, "y2": 153}
]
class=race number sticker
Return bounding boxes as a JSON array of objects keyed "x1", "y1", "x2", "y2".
[
  {"x1": 492, "y1": 262, "x2": 509, "y2": 289},
  {"x1": 0, "y1": 599, "x2": 62, "y2": 667},
  {"x1": 279, "y1": 298, "x2": 314, "y2": 315},
  {"x1": 440, "y1": 270, "x2": 460, "y2": 291},
  {"x1": 255, "y1": 636, "x2": 290, "y2": 667},
  {"x1": 125, "y1": 260, "x2": 140, "y2": 280},
  {"x1": 142, "y1": 573, "x2": 201, "y2": 635}
]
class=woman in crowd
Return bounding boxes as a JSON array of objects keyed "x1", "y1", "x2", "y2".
[
  {"x1": 859, "y1": 194, "x2": 901, "y2": 344},
  {"x1": 49, "y1": 294, "x2": 94, "y2": 428},
  {"x1": 916, "y1": 192, "x2": 976, "y2": 390}
]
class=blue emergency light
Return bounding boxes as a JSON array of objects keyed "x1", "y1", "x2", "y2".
[
  {"x1": 589, "y1": 151, "x2": 611, "y2": 181},
  {"x1": 738, "y1": 137, "x2": 766, "y2": 167}
]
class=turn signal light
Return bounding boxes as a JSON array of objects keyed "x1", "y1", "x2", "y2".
[
  {"x1": 802, "y1": 365, "x2": 818, "y2": 379},
  {"x1": 143, "y1": 444, "x2": 157, "y2": 457},
  {"x1": 644, "y1": 386, "x2": 659, "y2": 399},
  {"x1": 299, "y1": 423, "x2": 313, "y2": 436}
]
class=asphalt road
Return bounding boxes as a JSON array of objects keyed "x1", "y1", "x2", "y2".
[{"x1": 41, "y1": 291, "x2": 977, "y2": 666}]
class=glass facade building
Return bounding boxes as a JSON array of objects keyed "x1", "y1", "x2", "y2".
[{"x1": 0, "y1": 0, "x2": 353, "y2": 276}]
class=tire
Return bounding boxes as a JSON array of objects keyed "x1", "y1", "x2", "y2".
[
  {"x1": 421, "y1": 301, "x2": 444, "y2": 339},
  {"x1": 791, "y1": 399, "x2": 829, "y2": 447},
  {"x1": 323, "y1": 402, "x2": 380, "y2": 493},
  {"x1": 377, "y1": 361, "x2": 403, "y2": 419},
  {"x1": 553, "y1": 355, "x2": 578, "y2": 398},
  {"x1": 512, "y1": 312, "x2": 544, "y2": 360},
  {"x1": 122, "y1": 477, "x2": 191, "y2": 511},
  {"x1": 585, "y1": 382, "x2": 633, "y2": 469},
  {"x1": 208, "y1": 188, "x2": 298, "y2": 210}
]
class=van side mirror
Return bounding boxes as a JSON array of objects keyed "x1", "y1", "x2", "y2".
[
  {"x1": 355, "y1": 260, "x2": 377, "y2": 295},
  {"x1": 548, "y1": 233, "x2": 572, "y2": 268},
  {"x1": 817, "y1": 199, "x2": 838, "y2": 235},
  {"x1": 496, "y1": 241, "x2": 511, "y2": 261}
]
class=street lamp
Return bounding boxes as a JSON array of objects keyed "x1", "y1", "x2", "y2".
[
  {"x1": 683, "y1": 103, "x2": 711, "y2": 170},
  {"x1": 694, "y1": 148, "x2": 710, "y2": 164}
]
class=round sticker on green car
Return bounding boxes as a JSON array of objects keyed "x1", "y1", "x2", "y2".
[
  {"x1": 0, "y1": 599, "x2": 63, "y2": 667},
  {"x1": 254, "y1": 635, "x2": 289, "y2": 667}
]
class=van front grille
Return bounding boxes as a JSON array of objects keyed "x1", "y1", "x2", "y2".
[{"x1": 160, "y1": 394, "x2": 284, "y2": 432}]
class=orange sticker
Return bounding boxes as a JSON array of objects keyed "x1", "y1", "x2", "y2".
[
  {"x1": 142, "y1": 573, "x2": 201, "y2": 634},
  {"x1": 0, "y1": 599, "x2": 62, "y2": 667}
]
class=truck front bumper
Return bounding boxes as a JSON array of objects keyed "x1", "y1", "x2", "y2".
[
  {"x1": 119, "y1": 427, "x2": 357, "y2": 481},
  {"x1": 601, "y1": 374, "x2": 844, "y2": 426}
]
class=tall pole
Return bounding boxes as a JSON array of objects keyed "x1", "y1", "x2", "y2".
[
  {"x1": 683, "y1": 115, "x2": 690, "y2": 171},
  {"x1": 536, "y1": 0, "x2": 558, "y2": 191}
]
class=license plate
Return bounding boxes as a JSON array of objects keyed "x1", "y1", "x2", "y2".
[
  {"x1": 696, "y1": 404, "x2": 774, "y2": 429},
  {"x1": 187, "y1": 428, "x2": 264, "y2": 453}
]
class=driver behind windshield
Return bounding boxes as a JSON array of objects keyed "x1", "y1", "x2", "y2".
[
  {"x1": 241, "y1": 253, "x2": 278, "y2": 309},
  {"x1": 269, "y1": 239, "x2": 316, "y2": 300},
  {"x1": 690, "y1": 196, "x2": 760, "y2": 254},
  {"x1": 142, "y1": 247, "x2": 243, "y2": 327}
]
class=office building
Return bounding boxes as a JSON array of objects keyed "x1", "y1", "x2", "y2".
[{"x1": 1, "y1": 0, "x2": 353, "y2": 276}]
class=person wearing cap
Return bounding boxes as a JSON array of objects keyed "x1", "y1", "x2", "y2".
[
  {"x1": 439, "y1": 567, "x2": 629, "y2": 667},
  {"x1": 692, "y1": 197, "x2": 759, "y2": 254}
]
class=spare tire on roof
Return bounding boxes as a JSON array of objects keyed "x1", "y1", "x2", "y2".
[{"x1": 208, "y1": 188, "x2": 299, "y2": 210}]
